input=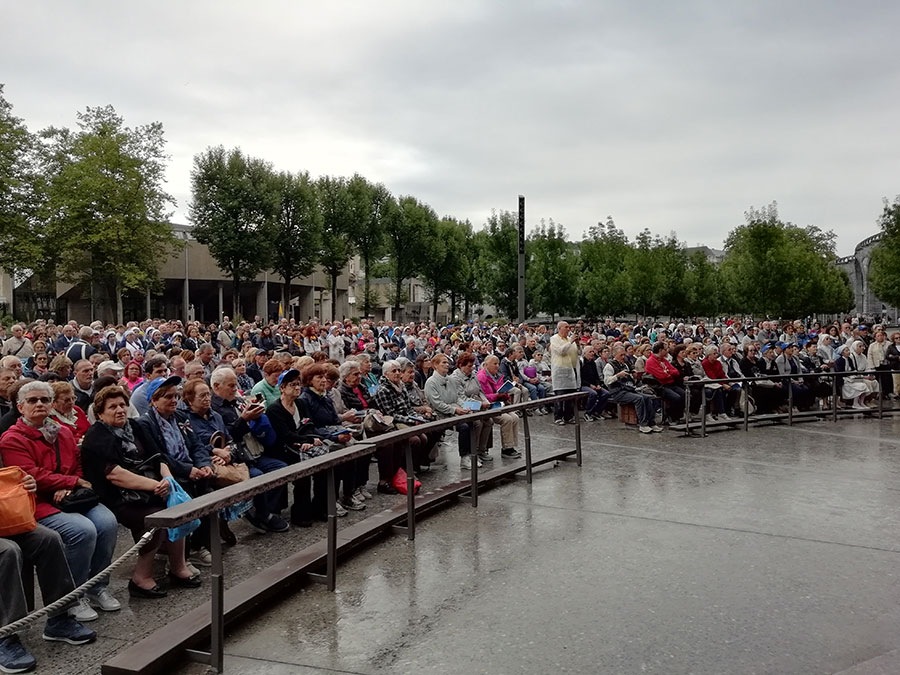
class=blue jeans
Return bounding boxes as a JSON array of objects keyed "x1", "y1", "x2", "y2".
[
  {"x1": 250, "y1": 456, "x2": 288, "y2": 518},
  {"x1": 522, "y1": 381, "x2": 547, "y2": 400},
  {"x1": 581, "y1": 386, "x2": 610, "y2": 415},
  {"x1": 40, "y1": 503, "x2": 118, "y2": 590}
]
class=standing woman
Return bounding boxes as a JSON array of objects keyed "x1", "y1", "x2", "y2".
[
  {"x1": 82, "y1": 385, "x2": 199, "y2": 598},
  {"x1": 867, "y1": 329, "x2": 893, "y2": 398}
]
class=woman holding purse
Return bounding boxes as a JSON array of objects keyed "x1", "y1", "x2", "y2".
[
  {"x1": 0, "y1": 380, "x2": 120, "y2": 621},
  {"x1": 81, "y1": 385, "x2": 200, "y2": 599}
]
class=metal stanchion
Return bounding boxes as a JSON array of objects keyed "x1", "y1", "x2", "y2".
[
  {"x1": 470, "y1": 421, "x2": 479, "y2": 508},
  {"x1": 788, "y1": 380, "x2": 794, "y2": 426},
  {"x1": 700, "y1": 387, "x2": 707, "y2": 437},
  {"x1": 684, "y1": 385, "x2": 692, "y2": 436},
  {"x1": 405, "y1": 441, "x2": 416, "y2": 540},
  {"x1": 743, "y1": 384, "x2": 749, "y2": 432},
  {"x1": 574, "y1": 399, "x2": 583, "y2": 467},
  {"x1": 325, "y1": 467, "x2": 337, "y2": 590},
  {"x1": 832, "y1": 375, "x2": 838, "y2": 423},
  {"x1": 209, "y1": 515, "x2": 224, "y2": 673},
  {"x1": 879, "y1": 384, "x2": 884, "y2": 419},
  {"x1": 522, "y1": 411, "x2": 533, "y2": 484}
]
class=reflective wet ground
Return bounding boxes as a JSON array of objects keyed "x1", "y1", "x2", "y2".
[{"x1": 26, "y1": 413, "x2": 900, "y2": 674}]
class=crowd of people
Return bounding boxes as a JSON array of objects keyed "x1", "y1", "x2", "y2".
[{"x1": 0, "y1": 312, "x2": 892, "y2": 672}]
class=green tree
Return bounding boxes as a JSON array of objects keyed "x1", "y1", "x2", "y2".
[
  {"x1": 384, "y1": 196, "x2": 433, "y2": 321},
  {"x1": 720, "y1": 202, "x2": 853, "y2": 316},
  {"x1": 625, "y1": 229, "x2": 663, "y2": 317},
  {"x1": 270, "y1": 170, "x2": 321, "y2": 317},
  {"x1": 41, "y1": 105, "x2": 177, "y2": 323},
  {"x1": 0, "y1": 85, "x2": 44, "y2": 314},
  {"x1": 653, "y1": 235, "x2": 688, "y2": 317},
  {"x1": 868, "y1": 196, "x2": 900, "y2": 308},
  {"x1": 460, "y1": 225, "x2": 486, "y2": 320},
  {"x1": 316, "y1": 175, "x2": 357, "y2": 321},
  {"x1": 420, "y1": 217, "x2": 468, "y2": 321},
  {"x1": 348, "y1": 175, "x2": 393, "y2": 319},
  {"x1": 190, "y1": 146, "x2": 276, "y2": 318},
  {"x1": 527, "y1": 219, "x2": 578, "y2": 320},
  {"x1": 579, "y1": 218, "x2": 632, "y2": 317},
  {"x1": 480, "y1": 210, "x2": 520, "y2": 319},
  {"x1": 683, "y1": 250, "x2": 723, "y2": 317}
]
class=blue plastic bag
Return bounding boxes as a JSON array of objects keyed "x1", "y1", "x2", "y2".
[{"x1": 165, "y1": 477, "x2": 202, "y2": 543}]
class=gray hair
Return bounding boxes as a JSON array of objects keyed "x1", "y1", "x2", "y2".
[
  {"x1": 355, "y1": 353, "x2": 371, "y2": 364},
  {"x1": 382, "y1": 360, "x2": 401, "y2": 375},
  {"x1": 210, "y1": 365, "x2": 236, "y2": 388},
  {"x1": 339, "y1": 360, "x2": 360, "y2": 380},
  {"x1": 395, "y1": 357, "x2": 411, "y2": 369},
  {"x1": 483, "y1": 354, "x2": 499, "y2": 366},
  {"x1": 198, "y1": 343, "x2": 215, "y2": 355},
  {"x1": 704, "y1": 344, "x2": 719, "y2": 356},
  {"x1": 19, "y1": 380, "x2": 54, "y2": 403}
]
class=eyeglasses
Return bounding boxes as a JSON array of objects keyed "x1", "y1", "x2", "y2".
[{"x1": 24, "y1": 397, "x2": 51, "y2": 405}]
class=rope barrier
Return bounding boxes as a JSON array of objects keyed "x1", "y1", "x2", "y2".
[{"x1": 0, "y1": 528, "x2": 158, "y2": 639}]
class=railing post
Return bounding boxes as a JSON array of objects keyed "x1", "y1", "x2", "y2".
[
  {"x1": 470, "y1": 420, "x2": 479, "y2": 507},
  {"x1": 878, "y1": 380, "x2": 884, "y2": 419},
  {"x1": 788, "y1": 378, "x2": 794, "y2": 426},
  {"x1": 684, "y1": 384, "x2": 692, "y2": 436},
  {"x1": 700, "y1": 387, "x2": 707, "y2": 437},
  {"x1": 405, "y1": 441, "x2": 416, "y2": 540},
  {"x1": 325, "y1": 467, "x2": 337, "y2": 591},
  {"x1": 522, "y1": 409, "x2": 533, "y2": 484},
  {"x1": 209, "y1": 514, "x2": 224, "y2": 673},
  {"x1": 742, "y1": 383, "x2": 749, "y2": 432},
  {"x1": 832, "y1": 374, "x2": 838, "y2": 423},
  {"x1": 574, "y1": 396, "x2": 582, "y2": 467}
]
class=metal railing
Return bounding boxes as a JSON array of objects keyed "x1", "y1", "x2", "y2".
[
  {"x1": 137, "y1": 391, "x2": 587, "y2": 673},
  {"x1": 672, "y1": 368, "x2": 896, "y2": 437}
]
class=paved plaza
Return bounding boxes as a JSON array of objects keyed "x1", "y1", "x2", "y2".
[{"x1": 23, "y1": 413, "x2": 900, "y2": 674}]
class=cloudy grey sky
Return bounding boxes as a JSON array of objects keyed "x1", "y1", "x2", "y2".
[{"x1": 3, "y1": 0, "x2": 899, "y2": 256}]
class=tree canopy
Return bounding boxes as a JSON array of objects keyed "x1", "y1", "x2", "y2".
[{"x1": 868, "y1": 196, "x2": 900, "y2": 309}]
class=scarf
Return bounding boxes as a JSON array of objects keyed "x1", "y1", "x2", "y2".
[
  {"x1": 99, "y1": 420, "x2": 140, "y2": 461},
  {"x1": 151, "y1": 408, "x2": 190, "y2": 463},
  {"x1": 24, "y1": 416, "x2": 61, "y2": 444}
]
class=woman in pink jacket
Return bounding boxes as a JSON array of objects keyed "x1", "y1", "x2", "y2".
[{"x1": 476, "y1": 355, "x2": 520, "y2": 458}]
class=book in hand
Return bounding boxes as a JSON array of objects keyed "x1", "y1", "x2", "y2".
[
  {"x1": 462, "y1": 400, "x2": 482, "y2": 411},
  {"x1": 490, "y1": 402, "x2": 504, "y2": 409},
  {"x1": 497, "y1": 380, "x2": 515, "y2": 394}
]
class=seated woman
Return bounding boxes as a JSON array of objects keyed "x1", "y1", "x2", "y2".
[
  {"x1": 775, "y1": 343, "x2": 813, "y2": 410},
  {"x1": 133, "y1": 376, "x2": 215, "y2": 568},
  {"x1": 122, "y1": 361, "x2": 144, "y2": 391},
  {"x1": 265, "y1": 368, "x2": 329, "y2": 527},
  {"x1": 0, "y1": 381, "x2": 121, "y2": 620},
  {"x1": 426, "y1": 353, "x2": 483, "y2": 469},
  {"x1": 49, "y1": 354, "x2": 73, "y2": 381},
  {"x1": 449, "y1": 352, "x2": 501, "y2": 467},
  {"x1": 374, "y1": 360, "x2": 438, "y2": 473},
  {"x1": 250, "y1": 359, "x2": 285, "y2": 407},
  {"x1": 702, "y1": 345, "x2": 739, "y2": 419},
  {"x1": 25, "y1": 351, "x2": 50, "y2": 379},
  {"x1": 300, "y1": 364, "x2": 362, "y2": 513},
  {"x1": 739, "y1": 344, "x2": 784, "y2": 414},
  {"x1": 841, "y1": 340, "x2": 879, "y2": 409},
  {"x1": 335, "y1": 360, "x2": 377, "y2": 502},
  {"x1": 475, "y1": 355, "x2": 521, "y2": 458},
  {"x1": 81, "y1": 385, "x2": 199, "y2": 599},
  {"x1": 414, "y1": 354, "x2": 432, "y2": 390},
  {"x1": 230, "y1": 358, "x2": 255, "y2": 394},
  {"x1": 49, "y1": 381, "x2": 91, "y2": 444}
]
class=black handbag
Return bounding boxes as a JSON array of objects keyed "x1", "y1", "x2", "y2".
[
  {"x1": 53, "y1": 441, "x2": 100, "y2": 513},
  {"x1": 118, "y1": 453, "x2": 165, "y2": 506}
]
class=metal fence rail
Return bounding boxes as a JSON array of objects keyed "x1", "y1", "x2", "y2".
[{"x1": 105, "y1": 391, "x2": 586, "y2": 674}]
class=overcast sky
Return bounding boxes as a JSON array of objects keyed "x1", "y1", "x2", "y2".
[{"x1": 3, "y1": 1, "x2": 899, "y2": 256}]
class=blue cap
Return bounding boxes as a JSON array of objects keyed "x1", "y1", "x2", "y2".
[
  {"x1": 277, "y1": 368, "x2": 300, "y2": 387},
  {"x1": 761, "y1": 344, "x2": 772, "y2": 354},
  {"x1": 146, "y1": 375, "x2": 181, "y2": 402}
]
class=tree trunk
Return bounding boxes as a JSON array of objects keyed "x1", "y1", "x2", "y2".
[
  {"x1": 450, "y1": 291, "x2": 457, "y2": 322},
  {"x1": 115, "y1": 278, "x2": 124, "y2": 325},
  {"x1": 330, "y1": 273, "x2": 338, "y2": 322},
  {"x1": 432, "y1": 293, "x2": 438, "y2": 323},
  {"x1": 232, "y1": 276, "x2": 241, "y2": 319},
  {"x1": 464, "y1": 296, "x2": 470, "y2": 320}
]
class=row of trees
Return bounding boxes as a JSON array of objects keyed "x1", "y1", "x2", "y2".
[{"x1": 0, "y1": 86, "x2": 865, "y2": 324}]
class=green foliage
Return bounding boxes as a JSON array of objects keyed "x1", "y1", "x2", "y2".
[
  {"x1": 868, "y1": 196, "x2": 900, "y2": 309},
  {"x1": 270, "y1": 169, "x2": 321, "y2": 311},
  {"x1": 579, "y1": 219, "x2": 632, "y2": 317},
  {"x1": 683, "y1": 250, "x2": 724, "y2": 317},
  {"x1": 719, "y1": 202, "x2": 852, "y2": 316},
  {"x1": 360, "y1": 286, "x2": 382, "y2": 314},
  {"x1": 527, "y1": 219, "x2": 578, "y2": 320},
  {"x1": 418, "y1": 217, "x2": 469, "y2": 320},
  {"x1": 479, "y1": 210, "x2": 520, "y2": 320},
  {"x1": 348, "y1": 175, "x2": 394, "y2": 318},
  {"x1": 189, "y1": 146, "x2": 276, "y2": 317},
  {"x1": 40, "y1": 105, "x2": 178, "y2": 322},
  {"x1": 316, "y1": 175, "x2": 357, "y2": 320},
  {"x1": 0, "y1": 85, "x2": 44, "y2": 277},
  {"x1": 384, "y1": 196, "x2": 433, "y2": 318}
]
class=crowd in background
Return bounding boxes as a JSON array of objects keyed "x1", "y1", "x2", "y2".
[{"x1": 0, "y1": 311, "x2": 893, "y2": 672}]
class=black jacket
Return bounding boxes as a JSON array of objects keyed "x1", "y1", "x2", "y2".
[
  {"x1": 265, "y1": 398, "x2": 321, "y2": 463},
  {"x1": 132, "y1": 411, "x2": 211, "y2": 481}
]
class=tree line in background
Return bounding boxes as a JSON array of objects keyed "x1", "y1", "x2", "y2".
[{"x1": 0, "y1": 88, "x2": 881, "y2": 324}]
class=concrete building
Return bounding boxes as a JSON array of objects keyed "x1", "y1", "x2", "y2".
[
  {"x1": 834, "y1": 232, "x2": 899, "y2": 320},
  {"x1": 49, "y1": 223, "x2": 352, "y2": 324}
]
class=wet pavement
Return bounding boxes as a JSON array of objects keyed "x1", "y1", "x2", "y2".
[{"x1": 20, "y1": 412, "x2": 900, "y2": 674}]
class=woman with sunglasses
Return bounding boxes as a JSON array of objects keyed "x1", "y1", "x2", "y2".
[
  {"x1": 0, "y1": 380, "x2": 121, "y2": 622},
  {"x1": 25, "y1": 351, "x2": 50, "y2": 379}
]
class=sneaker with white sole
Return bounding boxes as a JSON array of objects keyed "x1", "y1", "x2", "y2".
[
  {"x1": 68, "y1": 597, "x2": 98, "y2": 622},
  {"x1": 477, "y1": 451, "x2": 493, "y2": 462},
  {"x1": 86, "y1": 588, "x2": 121, "y2": 612},
  {"x1": 358, "y1": 486, "x2": 373, "y2": 500},
  {"x1": 460, "y1": 455, "x2": 482, "y2": 470},
  {"x1": 651, "y1": 425, "x2": 664, "y2": 433},
  {"x1": 42, "y1": 615, "x2": 96, "y2": 645},
  {"x1": 352, "y1": 487, "x2": 368, "y2": 502},
  {"x1": 639, "y1": 425, "x2": 653, "y2": 434},
  {"x1": 341, "y1": 496, "x2": 366, "y2": 511},
  {"x1": 0, "y1": 634, "x2": 36, "y2": 673},
  {"x1": 501, "y1": 448, "x2": 522, "y2": 459},
  {"x1": 188, "y1": 547, "x2": 212, "y2": 567},
  {"x1": 335, "y1": 503, "x2": 348, "y2": 517}
]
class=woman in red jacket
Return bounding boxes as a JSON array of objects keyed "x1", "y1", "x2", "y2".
[{"x1": 0, "y1": 380, "x2": 120, "y2": 622}]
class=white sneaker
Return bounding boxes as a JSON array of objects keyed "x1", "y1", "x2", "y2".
[
  {"x1": 460, "y1": 455, "x2": 483, "y2": 470},
  {"x1": 704, "y1": 414, "x2": 717, "y2": 425},
  {"x1": 358, "y1": 486, "x2": 373, "y2": 500},
  {"x1": 335, "y1": 503, "x2": 348, "y2": 517},
  {"x1": 352, "y1": 487, "x2": 367, "y2": 502},
  {"x1": 651, "y1": 425, "x2": 664, "y2": 433},
  {"x1": 87, "y1": 588, "x2": 121, "y2": 612},
  {"x1": 188, "y1": 547, "x2": 212, "y2": 567},
  {"x1": 68, "y1": 597, "x2": 98, "y2": 622},
  {"x1": 638, "y1": 425, "x2": 653, "y2": 434}
]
